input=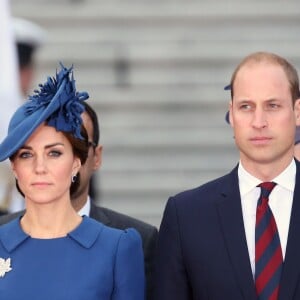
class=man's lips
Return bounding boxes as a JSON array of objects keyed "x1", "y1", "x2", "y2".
[{"x1": 249, "y1": 137, "x2": 272, "y2": 144}]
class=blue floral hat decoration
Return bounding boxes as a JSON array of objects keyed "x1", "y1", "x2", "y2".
[{"x1": 0, "y1": 63, "x2": 89, "y2": 161}]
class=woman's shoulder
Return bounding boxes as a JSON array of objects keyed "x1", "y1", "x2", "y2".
[{"x1": 72, "y1": 216, "x2": 142, "y2": 248}]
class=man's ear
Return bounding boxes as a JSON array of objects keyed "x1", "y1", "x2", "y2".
[
  {"x1": 93, "y1": 145, "x2": 103, "y2": 171},
  {"x1": 228, "y1": 101, "x2": 233, "y2": 127},
  {"x1": 295, "y1": 98, "x2": 300, "y2": 126}
]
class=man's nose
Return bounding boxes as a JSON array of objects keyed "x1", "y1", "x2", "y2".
[{"x1": 251, "y1": 108, "x2": 268, "y2": 129}]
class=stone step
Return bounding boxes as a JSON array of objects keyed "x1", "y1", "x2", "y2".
[
  {"x1": 12, "y1": 1, "x2": 300, "y2": 22},
  {"x1": 40, "y1": 39, "x2": 300, "y2": 66}
]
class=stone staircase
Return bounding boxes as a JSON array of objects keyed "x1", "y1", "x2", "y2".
[{"x1": 11, "y1": 0, "x2": 300, "y2": 227}]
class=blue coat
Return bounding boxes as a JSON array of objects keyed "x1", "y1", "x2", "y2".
[
  {"x1": 0, "y1": 216, "x2": 145, "y2": 300},
  {"x1": 153, "y1": 161, "x2": 300, "y2": 300},
  {"x1": 0, "y1": 202, "x2": 157, "y2": 299}
]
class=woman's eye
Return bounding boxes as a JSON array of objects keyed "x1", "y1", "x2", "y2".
[
  {"x1": 49, "y1": 150, "x2": 62, "y2": 157},
  {"x1": 18, "y1": 152, "x2": 32, "y2": 159}
]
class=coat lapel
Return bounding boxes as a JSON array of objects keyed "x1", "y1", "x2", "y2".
[
  {"x1": 278, "y1": 160, "x2": 300, "y2": 300},
  {"x1": 216, "y1": 167, "x2": 257, "y2": 300}
]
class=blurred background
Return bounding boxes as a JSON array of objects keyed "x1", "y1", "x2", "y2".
[{"x1": 8, "y1": 0, "x2": 300, "y2": 227}]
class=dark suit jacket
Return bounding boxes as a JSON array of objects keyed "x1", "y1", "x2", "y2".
[
  {"x1": 153, "y1": 161, "x2": 300, "y2": 300},
  {"x1": 0, "y1": 202, "x2": 158, "y2": 300}
]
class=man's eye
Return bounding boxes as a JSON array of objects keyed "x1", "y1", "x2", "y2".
[
  {"x1": 269, "y1": 103, "x2": 279, "y2": 109},
  {"x1": 240, "y1": 104, "x2": 251, "y2": 110}
]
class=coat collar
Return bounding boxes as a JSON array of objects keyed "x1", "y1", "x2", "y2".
[
  {"x1": 0, "y1": 216, "x2": 103, "y2": 253},
  {"x1": 0, "y1": 217, "x2": 29, "y2": 253}
]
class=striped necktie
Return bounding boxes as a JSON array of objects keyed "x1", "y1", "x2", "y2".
[{"x1": 255, "y1": 182, "x2": 283, "y2": 300}]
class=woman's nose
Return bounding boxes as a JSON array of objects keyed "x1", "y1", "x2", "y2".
[{"x1": 34, "y1": 156, "x2": 47, "y2": 173}]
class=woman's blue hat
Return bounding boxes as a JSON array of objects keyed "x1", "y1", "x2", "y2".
[{"x1": 0, "y1": 63, "x2": 89, "y2": 161}]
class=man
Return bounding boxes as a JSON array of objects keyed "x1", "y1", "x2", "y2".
[
  {"x1": 0, "y1": 102, "x2": 158, "y2": 299},
  {"x1": 13, "y1": 17, "x2": 45, "y2": 97},
  {"x1": 0, "y1": 18, "x2": 45, "y2": 215},
  {"x1": 153, "y1": 52, "x2": 300, "y2": 299},
  {"x1": 0, "y1": 7, "x2": 23, "y2": 215}
]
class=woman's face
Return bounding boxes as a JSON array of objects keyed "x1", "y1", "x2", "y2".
[{"x1": 11, "y1": 124, "x2": 81, "y2": 205}]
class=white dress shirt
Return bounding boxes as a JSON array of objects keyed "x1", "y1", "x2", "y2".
[
  {"x1": 238, "y1": 160, "x2": 295, "y2": 276},
  {"x1": 77, "y1": 196, "x2": 91, "y2": 217}
]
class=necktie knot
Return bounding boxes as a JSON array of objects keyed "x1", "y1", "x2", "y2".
[{"x1": 258, "y1": 182, "x2": 277, "y2": 201}]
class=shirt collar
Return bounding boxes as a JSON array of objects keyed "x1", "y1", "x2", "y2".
[
  {"x1": 272, "y1": 160, "x2": 296, "y2": 192},
  {"x1": 77, "y1": 196, "x2": 90, "y2": 217},
  {"x1": 238, "y1": 159, "x2": 296, "y2": 197}
]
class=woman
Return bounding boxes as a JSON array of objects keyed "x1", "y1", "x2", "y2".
[{"x1": 0, "y1": 64, "x2": 145, "y2": 299}]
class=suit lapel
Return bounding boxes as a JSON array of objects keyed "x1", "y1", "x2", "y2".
[
  {"x1": 278, "y1": 160, "x2": 300, "y2": 300},
  {"x1": 216, "y1": 167, "x2": 257, "y2": 300}
]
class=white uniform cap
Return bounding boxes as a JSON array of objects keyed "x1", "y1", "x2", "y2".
[{"x1": 13, "y1": 17, "x2": 45, "y2": 47}]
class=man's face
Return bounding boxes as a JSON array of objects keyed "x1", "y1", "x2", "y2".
[
  {"x1": 71, "y1": 112, "x2": 102, "y2": 200},
  {"x1": 229, "y1": 62, "x2": 299, "y2": 173}
]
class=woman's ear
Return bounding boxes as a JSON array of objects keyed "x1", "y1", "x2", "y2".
[
  {"x1": 73, "y1": 157, "x2": 81, "y2": 175},
  {"x1": 10, "y1": 161, "x2": 18, "y2": 179}
]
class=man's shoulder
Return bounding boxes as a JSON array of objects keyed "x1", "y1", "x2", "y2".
[
  {"x1": 167, "y1": 168, "x2": 238, "y2": 211},
  {"x1": 176, "y1": 170, "x2": 235, "y2": 198},
  {"x1": 91, "y1": 204, "x2": 157, "y2": 237},
  {"x1": 0, "y1": 211, "x2": 24, "y2": 226}
]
